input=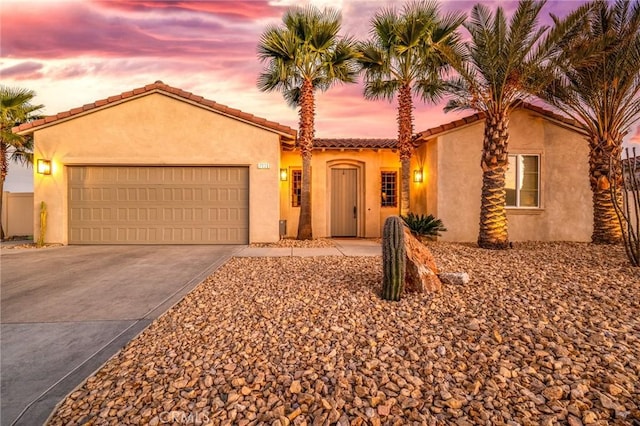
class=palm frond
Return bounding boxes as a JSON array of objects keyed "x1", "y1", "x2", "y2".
[
  {"x1": 539, "y1": 0, "x2": 640, "y2": 139},
  {"x1": 363, "y1": 79, "x2": 401, "y2": 101},
  {"x1": 257, "y1": 4, "x2": 358, "y2": 107}
]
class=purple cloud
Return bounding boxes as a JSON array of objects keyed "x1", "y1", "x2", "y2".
[
  {"x1": 0, "y1": 61, "x2": 44, "y2": 79},
  {"x1": 1, "y1": 2, "x2": 260, "y2": 60}
]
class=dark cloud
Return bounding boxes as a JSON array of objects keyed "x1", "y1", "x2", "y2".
[
  {"x1": 0, "y1": 61, "x2": 44, "y2": 79},
  {"x1": 1, "y1": 1, "x2": 260, "y2": 60}
]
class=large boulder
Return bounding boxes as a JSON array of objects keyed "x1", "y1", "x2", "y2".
[{"x1": 403, "y1": 226, "x2": 442, "y2": 292}]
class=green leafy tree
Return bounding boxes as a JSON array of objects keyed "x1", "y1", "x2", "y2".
[
  {"x1": 358, "y1": 0, "x2": 464, "y2": 216},
  {"x1": 540, "y1": 0, "x2": 640, "y2": 244},
  {"x1": 443, "y1": 0, "x2": 589, "y2": 249},
  {"x1": 1, "y1": 85, "x2": 43, "y2": 240},
  {"x1": 257, "y1": 6, "x2": 359, "y2": 239}
]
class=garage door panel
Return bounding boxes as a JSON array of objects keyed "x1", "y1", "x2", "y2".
[{"x1": 68, "y1": 166, "x2": 249, "y2": 244}]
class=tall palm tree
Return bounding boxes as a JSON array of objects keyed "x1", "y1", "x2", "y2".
[
  {"x1": 257, "y1": 6, "x2": 358, "y2": 240},
  {"x1": 540, "y1": 0, "x2": 640, "y2": 244},
  {"x1": 443, "y1": 0, "x2": 589, "y2": 249},
  {"x1": 358, "y1": 0, "x2": 464, "y2": 216},
  {"x1": 1, "y1": 85, "x2": 43, "y2": 240}
]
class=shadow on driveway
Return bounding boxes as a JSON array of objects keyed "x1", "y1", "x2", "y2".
[{"x1": 1, "y1": 245, "x2": 241, "y2": 426}]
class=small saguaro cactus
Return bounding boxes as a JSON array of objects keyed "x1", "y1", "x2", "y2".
[
  {"x1": 382, "y1": 215, "x2": 407, "y2": 301},
  {"x1": 37, "y1": 201, "x2": 47, "y2": 248}
]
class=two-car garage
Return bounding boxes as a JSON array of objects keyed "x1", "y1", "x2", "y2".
[
  {"x1": 67, "y1": 166, "x2": 249, "y2": 244},
  {"x1": 18, "y1": 81, "x2": 295, "y2": 245}
]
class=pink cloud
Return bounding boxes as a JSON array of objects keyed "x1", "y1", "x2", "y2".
[
  {"x1": 94, "y1": 0, "x2": 285, "y2": 21},
  {"x1": 1, "y1": 2, "x2": 258, "y2": 60},
  {"x1": 0, "y1": 61, "x2": 44, "y2": 80},
  {"x1": 0, "y1": 0, "x2": 595, "y2": 140}
]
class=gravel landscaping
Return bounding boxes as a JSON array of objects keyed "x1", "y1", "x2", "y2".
[
  {"x1": 250, "y1": 239, "x2": 336, "y2": 248},
  {"x1": 48, "y1": 242, "x2": 639, "y2": 426},
  {"x1": 1, "y1": 242, "x2": 63, "y2": 250}
]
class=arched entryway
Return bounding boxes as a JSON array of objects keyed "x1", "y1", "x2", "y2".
[{"x1": 327, "y1": 160, "x2": 365, "y2": 237}]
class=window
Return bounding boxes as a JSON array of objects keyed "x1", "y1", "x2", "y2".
[
  {"x1": 381, "y1": 171, "x2": 398, "y2": 207},
  {"x1": 506, "y1": 154, "x2": 540, "y2": 207},
  {"x1": 291, "y1": 169, "x2": 302, "y2": 207}
]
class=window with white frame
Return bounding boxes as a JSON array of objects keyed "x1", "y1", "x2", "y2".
[{"x1": 506, "y1": 154, "x2": 540, "y2": 208}]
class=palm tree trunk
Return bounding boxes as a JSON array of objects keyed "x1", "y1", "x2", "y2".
[
  {"x1": 478, "y1": 113, "x2": 510, "y2": 249},
  {"x1": 297, "y1": 79, "x2": 314, "y2": 240},
  {"x1": 397, "y1": 83, "x2": 414, "y2": 216},
  {"x1": 589, "y1": 136, "x2": 623, "y2": 244},
  {"x1": 1, "y1": 141, "x2": 7, "y2": 240}
]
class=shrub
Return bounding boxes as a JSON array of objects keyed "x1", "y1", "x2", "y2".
[{"x1": 401, "y1": 212, "x2": 447, "y2": 238}]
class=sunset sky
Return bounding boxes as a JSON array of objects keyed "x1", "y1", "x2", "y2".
[{"x1": 1, "y1": 0, "x2": 639, "y2": 191}]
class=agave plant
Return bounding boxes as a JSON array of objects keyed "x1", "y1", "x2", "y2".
[{"x1": 402, "y1": 212, "x2": 447, "y2": 238}]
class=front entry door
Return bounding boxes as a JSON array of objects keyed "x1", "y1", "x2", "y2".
[{"x1": 331, "y1": 168, "x2": 358, "y2": 237}]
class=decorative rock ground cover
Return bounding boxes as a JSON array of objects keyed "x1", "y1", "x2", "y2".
[
  {"x1": 1, "y1": 242, "x2": 63, "y2": 250},
  {"x1": 250, "y1": 239, "x2": 336, "y2": 248},
  {"x1": 48, "y1": 242, "x2": 639, "y2": 425}
]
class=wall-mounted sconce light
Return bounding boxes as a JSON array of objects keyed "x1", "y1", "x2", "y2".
[
  {"x1": 37, "y1": 159, "x2": 52, "y2": 175},
  {"x1": 280, "y1": 168, "x2": 288, "y2": 181},
  {"x1": 413, "y1": 169, "x2": 423, "y2": 183}
]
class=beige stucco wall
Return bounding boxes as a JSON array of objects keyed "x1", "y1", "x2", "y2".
[
  {"x1": 410, "y1": 144, "x2": 428, "y2": 214},
  {"x1": 280, "y1": 149, "x2": 404, "y2": 238},
  {"x1": 424, "y1": 109, "x2": 592, "y2": 242},
  {"x1": 1, "y1": 192, "x2": 34, "y2": 237},
  {"x1": 32, "y1": 92, "x2": 282, "y2": 244}
]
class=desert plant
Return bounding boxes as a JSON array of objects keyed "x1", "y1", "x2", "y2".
[
  {"x1": 37, "y1": 201, "x2": 47, "y2": 247},
  {"x1": 358, "y1": 1, "x2": 464, "y2": 216},
  {"x1": 540, "y1": 0, "x2": 640, "y2": 244},
  {"x1": 402, "y1": 212, "x2": 447, "y2": 238},
  {"x1": 257, "y1": 5, "x2": 359, "y2": 240},
  {"x1": 443, "y1": 0, "x2": 590, "y2": 249},
  {"x1": 610, "y1": 148, "x2": 640, "y2": 266},
  {"x1": 1, "y1": 85, "x2": 43, "y2": 240},
  {"x1": 382, "y1": 215, "x2": 407, "y2": 301}
]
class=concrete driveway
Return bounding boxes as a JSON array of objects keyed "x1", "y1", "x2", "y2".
[{"x1": 1, "y1": 244, "x2": 241, "y2": 426}]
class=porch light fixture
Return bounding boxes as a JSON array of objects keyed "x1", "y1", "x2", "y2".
[
  {"x1": 37, "y1": 159, "x2": 52, "y2": 175},
  {"x1": 280, "y1": 168, "x2": 288, "y2": 181},
  {"x1": 413, "y1": 169, "x2": 423, "y2": 183}
]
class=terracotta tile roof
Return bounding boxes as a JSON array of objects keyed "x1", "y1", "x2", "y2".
[
  {"x1": 314, "y1": 138, "x2": 397, "y2": 149},
  {"x1": 13, "y1": 81, "x2": 297, "y2": 139},
  {"x1": 414, "y1": 102, "x2": 585, "y2": 142}
]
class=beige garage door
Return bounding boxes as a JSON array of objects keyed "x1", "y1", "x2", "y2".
[{"x1": 68, "y1": 166, "x2": 249, "y2": 244}]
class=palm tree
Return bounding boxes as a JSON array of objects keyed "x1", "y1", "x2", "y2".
[
  {"x1": 257, "y1": 6, "x2": 358, "y2": 240},
  {"x1": 1, "y1": 85, "x2": 43, "y2": 240},
  {"x1": 540, "y1": 0, "x2": 640, "y2": 244},
  {"x1": 443, "y1": 0, "x2": 589, "y2": 249},
  {"x1": 358, "y1": 0, "x2": 464, "y2": 216}
]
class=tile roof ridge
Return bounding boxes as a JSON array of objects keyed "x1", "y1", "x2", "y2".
[{"x1": 13, "y1": 81, "x2": 296, "y2": 137}]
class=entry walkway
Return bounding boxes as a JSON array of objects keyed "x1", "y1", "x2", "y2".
[{"x1": 235, "y1": 238, "x2": 381, "y2": 257}]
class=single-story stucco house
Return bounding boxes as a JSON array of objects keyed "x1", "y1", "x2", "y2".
[{"x1": 14, "y1": 81, "x2": 592, "y2": 245}]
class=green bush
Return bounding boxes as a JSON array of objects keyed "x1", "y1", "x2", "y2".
[{"x1": 401, "y1": 212, "x2": 447, "y2": 237}]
